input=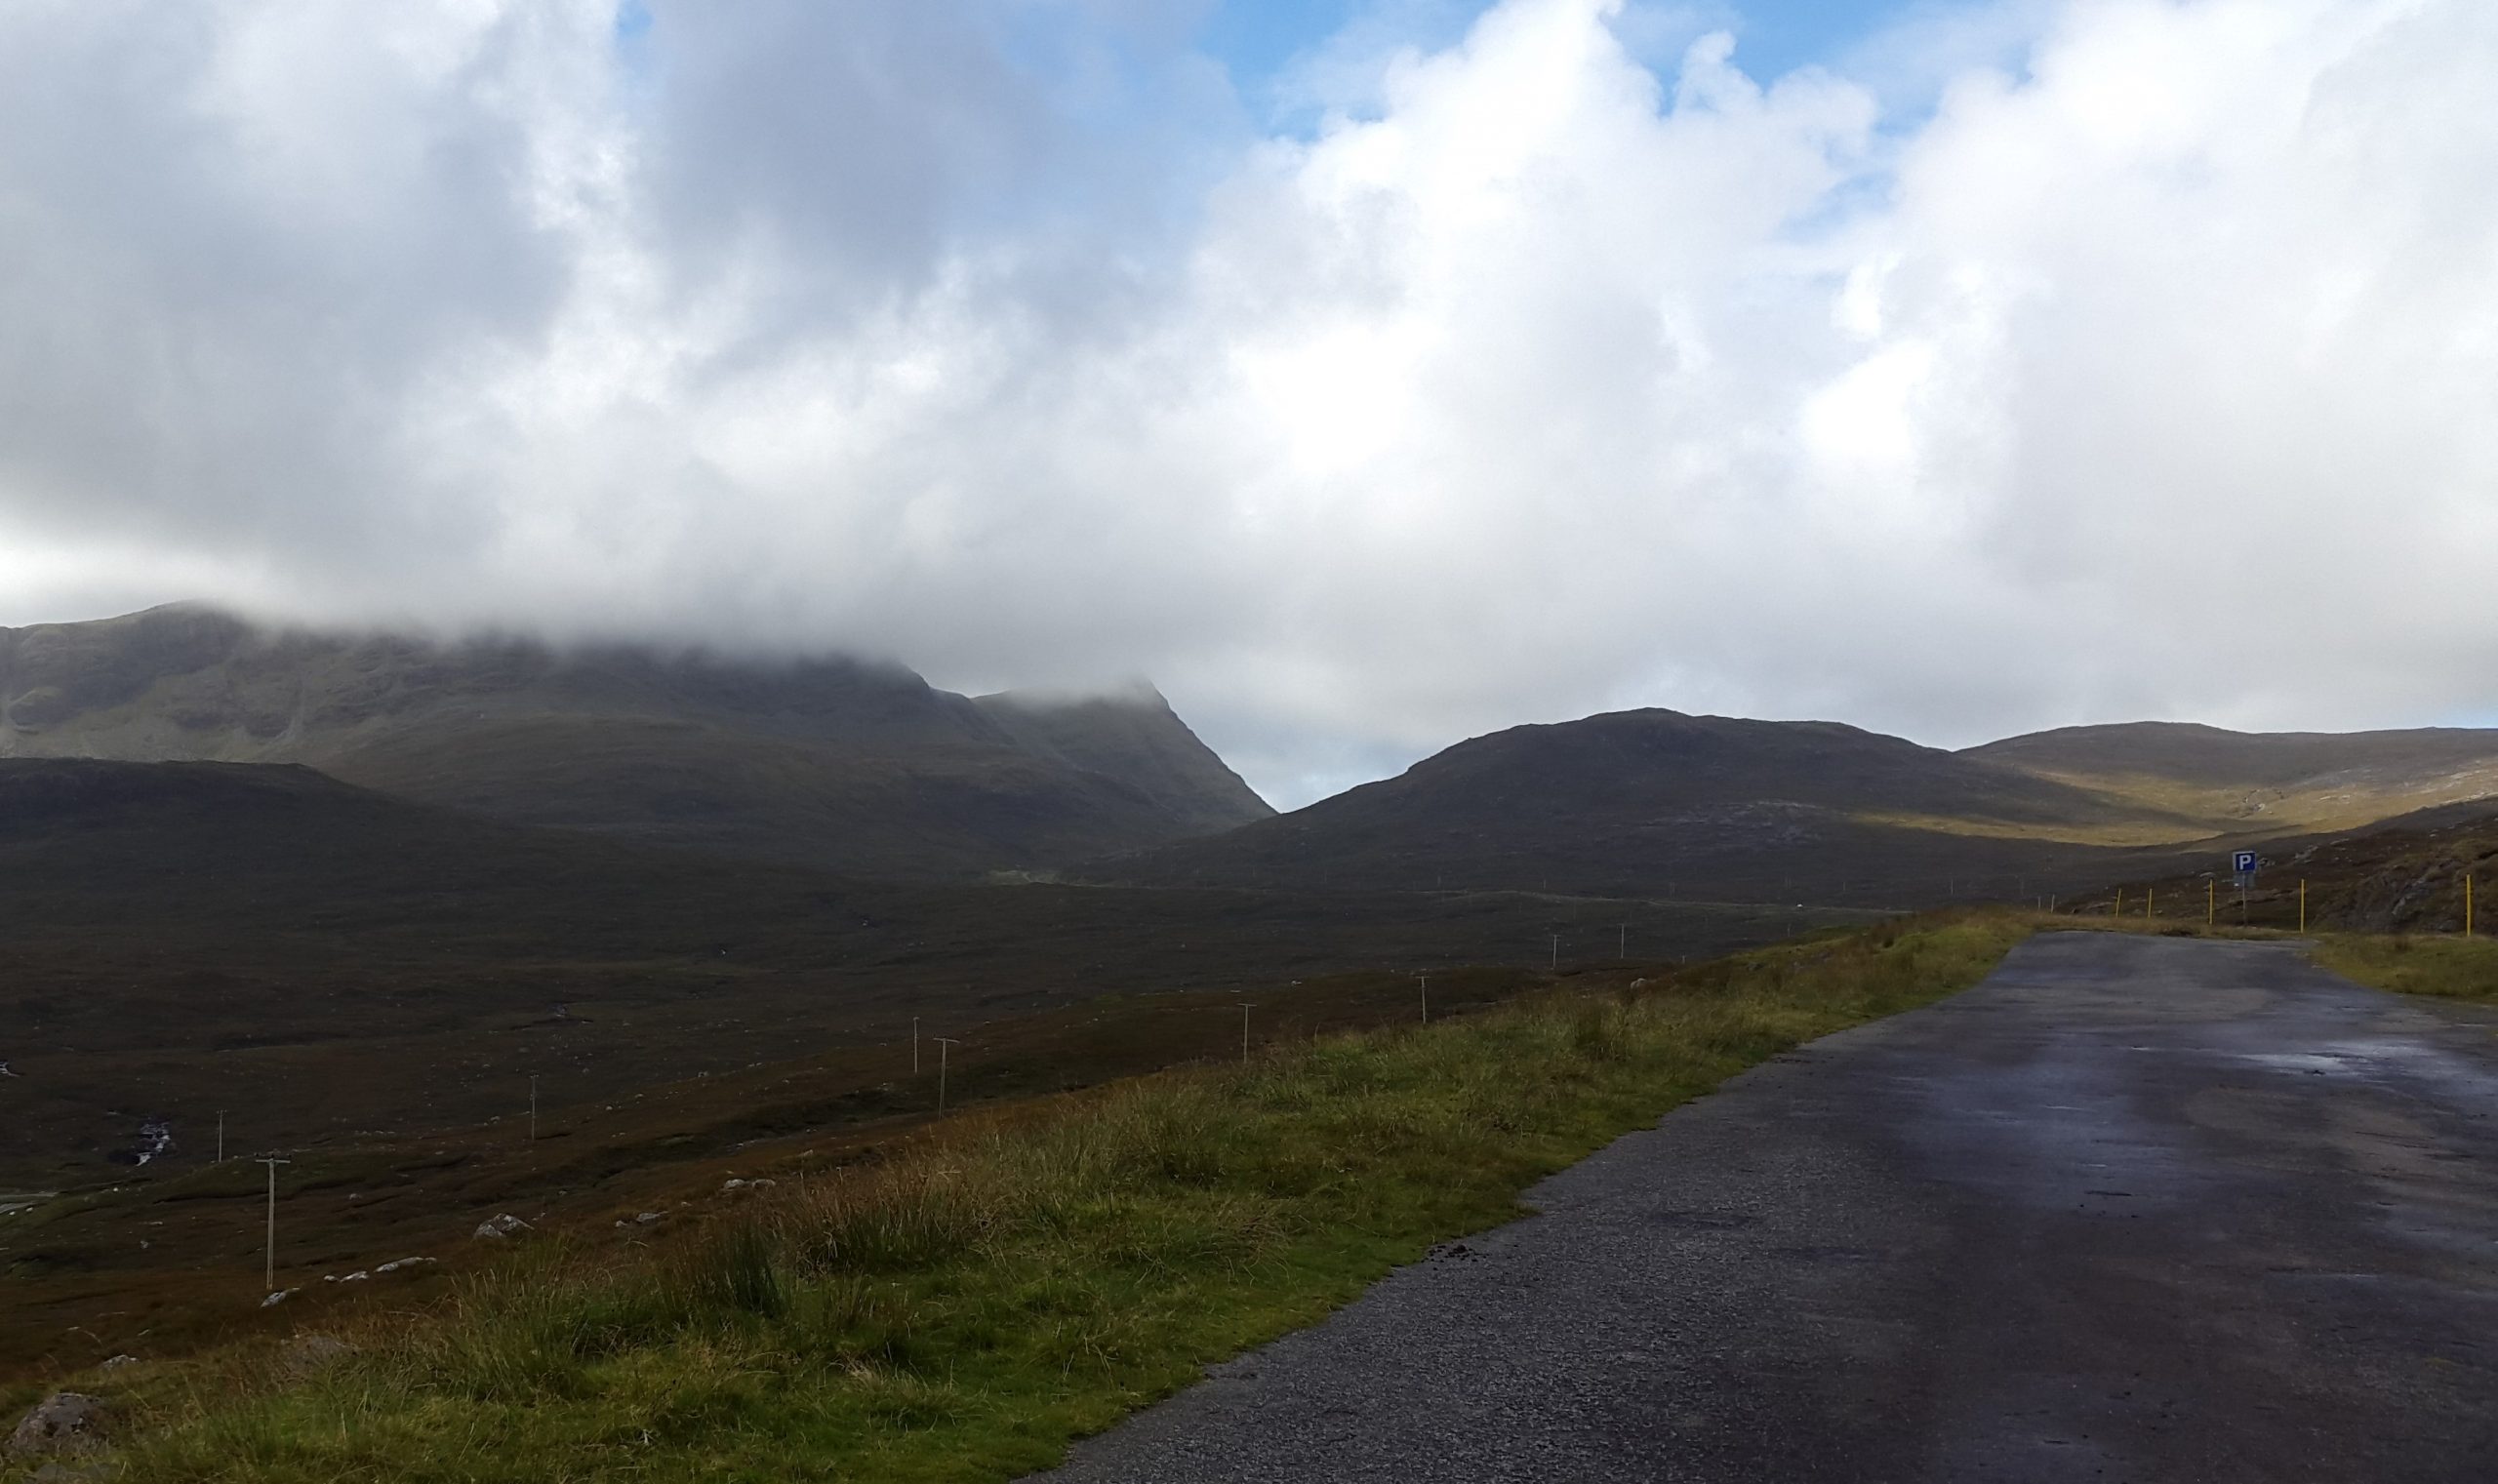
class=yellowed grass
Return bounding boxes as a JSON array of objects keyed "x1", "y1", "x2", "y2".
[
  {"x1": 1852, "y1": 811, "x2": 2216, "y2": 847},
  {"x1": 2014, "y1": 767, "x2": 2498, "y2": 838}
]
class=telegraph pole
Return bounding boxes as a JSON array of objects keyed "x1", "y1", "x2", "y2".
[
  {"x1": 1418, "y1": 975, "x2": 1430, "y2": 1025},
  {"x1": 1239, "y1": 1004, "x2": 1254, "y2": 1063},
  {"x1": 1549, "y1": 933, "x2": 1559, "y2": 971},
  {"x1": 217, "y1": 1111, "x2": 225, "y2": 1165},
  {"x1": 912, "y1": 1017, "x2": 921, "y2": 1074},
  {"x1": 934, "y1": 1038, "x2": 960, "y2": 1113},
  {"x1": 258, "y1": 1157, "x2": 290, "y2": 1294}
]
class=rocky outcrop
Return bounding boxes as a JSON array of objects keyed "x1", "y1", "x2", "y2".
[{"x1": 7, "y1": 1392, "x2": 105, "y2": 1458}]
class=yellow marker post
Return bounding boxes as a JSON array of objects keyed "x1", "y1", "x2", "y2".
[
  {"x1": 2299, "y1": 879, "x2": 2307, "y2": 934},
  {"x1": 2115, "y1": 888, "x2": 2123, "y2": 918},
  {"x1": 2207, "y1": 878, "x2": 2215, "y2": 926},
  {"x1": 2147, "y1": 888, "x2": 2154, "y2": 921},
  {"x1": 2468, "y1": 874, "x2": 2475, "y2": 940}
]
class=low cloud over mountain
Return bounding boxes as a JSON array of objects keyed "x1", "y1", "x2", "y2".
[{"x1": 3, "y1": 1, "x2": 2493, "y2": 803}]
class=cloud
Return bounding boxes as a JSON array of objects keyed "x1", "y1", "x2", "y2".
[{"x1": 1, "y1": 0, "x2": 2494, "y2": 805}]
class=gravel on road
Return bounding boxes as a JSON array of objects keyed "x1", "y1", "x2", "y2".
[{"x1": 1031, "y1": 933, "x2": 2498, "y2": 1483}]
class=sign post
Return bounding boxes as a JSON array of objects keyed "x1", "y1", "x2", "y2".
[{"x1": 2234, "y1": 851, "x2": 2258, "y2": 921}]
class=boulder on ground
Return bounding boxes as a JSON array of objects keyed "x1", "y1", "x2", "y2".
[
  {"x1": 7, "y1": 1392, "x2": 104, "y2": 1458},
  {"x1": 472, "y1": 1213, "x2": 531, "y2": 1240},
  {"x1": 277, "y1": 1334, "x2": 357, "y2": 1382}
]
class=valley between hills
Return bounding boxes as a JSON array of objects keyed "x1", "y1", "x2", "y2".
[{"x1": 5, "y1": 603, "x2": 2498, "y2": 1387}]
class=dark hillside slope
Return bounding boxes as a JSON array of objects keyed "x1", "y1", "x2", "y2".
[
  {"x1": 2077, "y1": 797, "x2": 2498, "y2": 934},
  {"x1": 1091, "y1": 709, "x2": 2191, "y2": 903},
  {"x1": 0, "y1": 604, "x2": 1264, "y2": 876},
  {"x1": 974, "y1": 684, "x2": 1269, "y2": 833},
  {"x1": 0, "y1": 757, "x2": 1829, "y2": 1187},
  {"x1": 1967, "y1": 721, "x2": 2498, "y2": 834}
]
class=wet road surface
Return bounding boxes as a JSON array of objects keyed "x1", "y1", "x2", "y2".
[{"x1": 1033, "y1": 933, "x2": 2498, "y2": 1482}]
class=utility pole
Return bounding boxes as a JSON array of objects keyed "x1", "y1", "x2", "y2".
[
  {"x1": 1418, "y1": 975, "x2": 1430, "y2": 1025},
  {"x1": 217, "y1": 1111, "x2": 225, "y2": 1165},
  {"x1": 1239, "y1": 1004, "x2": 1254, "y2": 1063},
  {"x1": 258, "y1": 1157, "x2": 290, "y2": 1294},
  {"x1": 1550, "y1": 933, "x2": 1559, "y2": 971},
  {"x1": 1618, "y1": 924, "x2": 1626, "y2": 959},
  {"x1": 912, "y1": 1017, "x2": 921, "y2": 1074},
  {"x1": 934, "y1": 1038, "x2": 960, "y2": 1113}
]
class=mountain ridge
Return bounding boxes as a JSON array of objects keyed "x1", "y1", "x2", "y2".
[
  {"x1": 0, "y1": 604, "x2": 1271, "y2": 876},
  {"x1": 1088, "y1": 706, "x2": 2498, "y2": 903}
]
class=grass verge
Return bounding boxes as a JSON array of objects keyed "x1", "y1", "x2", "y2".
[
  {"x1": 2311, "y1": 934, "x2": 2498, "y2": 1005},
  {"x1": 39, "y1": 912, "x2": 2028, "y2": 1483}
]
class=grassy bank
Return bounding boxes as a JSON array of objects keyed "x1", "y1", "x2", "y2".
[
  {"x1": 39, "y1": 914, "x2": 2028, "y2": 1483},
  {"x1": 2312, "y1": 934, "x2": 2498, "y2": 1004}
]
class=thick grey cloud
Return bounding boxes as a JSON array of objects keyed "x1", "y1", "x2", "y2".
[{"x1": 2, "y1": 0, "x2": 2494, "y2": 806}]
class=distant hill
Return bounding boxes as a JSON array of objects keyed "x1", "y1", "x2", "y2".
[
  {"x1": 0, "y1": 604, "x2": 1270, "y2": 876},
  {"x1": 1087, "y1": 708, "x2": 2200, "y2": 904},
  {"x1": 1090, "y1": 709, "x2": 2498, "y2": 906},
  {"x1": 1964, "y1": 721, "x2": 2498, "y2": 834}
]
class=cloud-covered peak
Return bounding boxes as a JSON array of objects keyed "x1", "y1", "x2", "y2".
[{"x1": 2, "y1": 0, "x2": 2492, "y2": 806}]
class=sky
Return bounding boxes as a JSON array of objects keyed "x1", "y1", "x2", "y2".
[{"x1": 1, "y1": 0, "x2": 2494, "y2": 807}]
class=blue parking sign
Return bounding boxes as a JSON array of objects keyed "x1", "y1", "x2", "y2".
[{"x1": 2233, "y1": 851, "x2": 2258, "y2": 874}]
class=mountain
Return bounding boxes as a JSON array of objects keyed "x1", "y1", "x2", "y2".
[
  {"x1": 0, "y1": 604, "x2": 1270, "y2": 876},
  {"x1": 1086, "y1": 708, "x2": 2199, "y2": 904},
  {"x1": 1089, "y1": 708, "x2": 2498, "y2": 906},
  {"x1": 973, "y1": 684, "x2": 1270, "y2": 836},
  {"x1": 1964, "y1": 721, "x2": 2498, "y2": 835}
]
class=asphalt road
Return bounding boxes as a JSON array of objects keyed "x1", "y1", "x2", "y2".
[{"x1": 1033, "y1": 933, "x2": 2498, "y2": 1483}]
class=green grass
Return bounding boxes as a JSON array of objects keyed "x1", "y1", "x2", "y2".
[
  {"x1": 54, "y1": 913, "x2": 2029, "y2": 1484},
  {"x1": 2312, "y1": 934, "x2": 2498, "y2": 1004}
]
